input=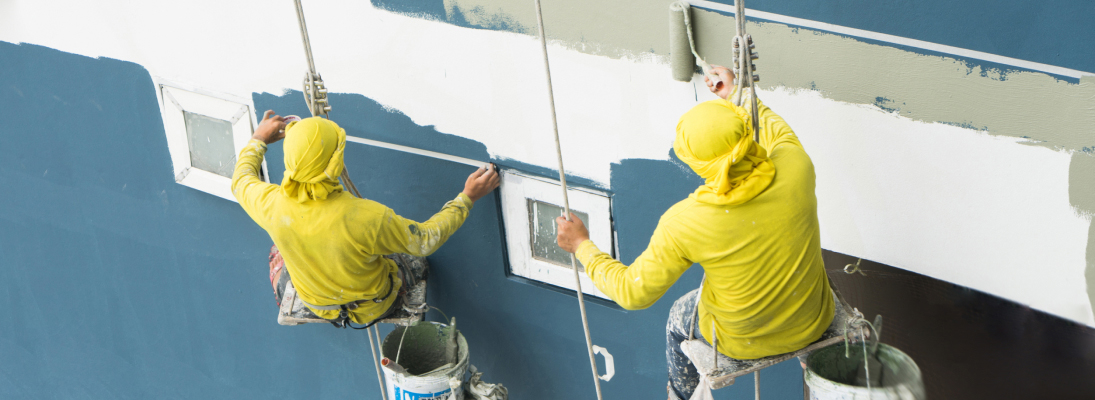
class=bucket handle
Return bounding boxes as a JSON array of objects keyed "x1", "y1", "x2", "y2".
[{"x1": 592, "y1": 345, "x2": 615, "y2": 382}]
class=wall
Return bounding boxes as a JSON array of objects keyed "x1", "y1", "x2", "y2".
[
  {"x1": 2, "y1": 0, "x2": 1094, "y2": 398},
  {"x1": 367, "y1": 0, "x2": 1095, "y2": 327},
  {"x1": 0, "y1": 42, "x2": 374, "y2": 398},
  {"x1": 0, "y1": 39, "x2": 801, "y2": 398}
]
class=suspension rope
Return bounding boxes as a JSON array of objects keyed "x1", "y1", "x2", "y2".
[
  {"x1": 730, "y1": 0, "x2": 761, "y2": 143},
  {"x1": 292, "y1": 2, "x2": 387, "y2": 400},
  {"x1": 685, "y1": 3, "x2": 764, "y2": 399},
  {"x1": 530, "y1": 1, "x2": 603, "y2": 399}
]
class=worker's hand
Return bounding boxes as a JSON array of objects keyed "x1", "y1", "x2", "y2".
[
  {"x1": 462, "y1": 163, "x2": 500, "y2": 202},
  {"x1": 252, "y1": 110, "x2": 287, "y2": 144},
  {"x1": 555, "y1": 213, "x2": 590, "y2": 253},
  {"x1": 704, "y1": 65, "x2": 736, "y2": 100}
]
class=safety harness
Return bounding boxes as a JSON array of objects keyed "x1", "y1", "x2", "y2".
[{"x1": 298, "y1": 273, "x2": 397, "y2": 328}]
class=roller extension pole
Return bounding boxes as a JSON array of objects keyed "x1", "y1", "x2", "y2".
[
  {"x1": 530, "y1": 1, "x2": 603, "y2": 399},
  {"x1": 292, "y1": 2, "x2": 386, "y2": 400}
]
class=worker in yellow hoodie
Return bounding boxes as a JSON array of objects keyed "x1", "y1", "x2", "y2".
[
  {"x1": 556, "y1": 67, "x2": 834, "y2": 399},
  {"x1": 233, "y1": 112, "x2": 499, "y2": 327}
]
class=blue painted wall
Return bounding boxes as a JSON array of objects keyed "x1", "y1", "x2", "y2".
[
  {"x1": 0, "y1": 41, "x2": 804, "y2": 398},
  {"x1": 0, "y1": 41, "x2": 389, "y2": 398}
]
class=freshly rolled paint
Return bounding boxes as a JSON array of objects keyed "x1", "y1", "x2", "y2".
[{"x1": 668, "y1": 2, "x2": 696, "y2": 82}]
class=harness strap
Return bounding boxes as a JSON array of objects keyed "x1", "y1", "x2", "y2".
[{"x1": 298, "y1": 273, "x2": 396, "y2": 311}]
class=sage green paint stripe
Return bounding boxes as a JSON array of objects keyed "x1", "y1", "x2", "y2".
[
  {"x1": 689, "y1": 9, "x2": 1095, "y2": 152},
  {"x1": 439, "y1": 0, "x2": 1094, "y2": 152},
  {"x1": 1069, "y1": 151, "x2": 1095, "y2": 317},
  {"x1": 442, "y1": 0, "x2": 670, "y2": 59}
]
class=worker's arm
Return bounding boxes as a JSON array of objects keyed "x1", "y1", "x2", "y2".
[
  {"x1": 753, "y1": 98, "x2": 802, "y2": 154},
  {"x1": 231, "y1": 110, "x2": 285, "y2": 224},
  {"x1": 557, "y1": 214, "x2": 693, "y2": 310},
  {"x1": 374, "y1": 165, "x2": 500, "y2": 257},
  {"x1": 705, "y1": 66, "x2": 802, "y2": 153}
]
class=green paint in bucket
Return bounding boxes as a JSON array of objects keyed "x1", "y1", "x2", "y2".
[
  {"x1": 804, "y1": 343, "x2": 925, "y2": 400},
  {"x1": 382, "y1": 321, "x2": 470, "y2": 400}
]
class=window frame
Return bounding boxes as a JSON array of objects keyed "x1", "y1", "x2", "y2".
[
  {"x1": 499, "y1": 170, "x2": 616, "y2": 300},
  {"x1": 154, "y1": 79, "x2": 267, "y2": 201}
]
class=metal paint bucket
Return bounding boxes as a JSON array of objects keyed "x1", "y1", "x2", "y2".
[
  {"x1": 381, "y1": 321, "x2": 470, "y2": 400},
  {"x1": 804, "y1": 343, "x2": 925, "y2": 400}
]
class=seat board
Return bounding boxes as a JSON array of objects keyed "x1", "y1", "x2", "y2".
[
  {"x1": 681, "y1": 289, "x2": 865, "y2": 389},
  {"x1": 277, "y1": 279, "x2": 427, "y2": 327}
]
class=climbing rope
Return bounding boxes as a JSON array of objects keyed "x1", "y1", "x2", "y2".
[
  {"x1": 292, "y1": 2, "x2": 387, "y2": 400},
  {"x1": 531, "y1": 1, "x2": 604, "y2": 399},
  {"x1": 683, "y1": 3, "x2": 766, "y2": 399},
  {"x1": 843, "y1": 310, "x2": 882, "y2": 397},
  {"x1": 842, "y1": 257, "x2": 875, "y2": 393}
]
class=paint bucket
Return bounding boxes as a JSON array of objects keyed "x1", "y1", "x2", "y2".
[
  {"x1": 804, "y1": 343, "x2": 925, "y2": 400},
  {"x1": 381, "y1": 321, "x2": 470, "y2": 400}
]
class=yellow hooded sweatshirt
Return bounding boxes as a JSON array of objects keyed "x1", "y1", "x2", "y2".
[
  {"x1": 576, "y1": 94, "x2": 834, "y2": 359},
  {"x1": 232, "y1": 117, "x2": 473, "y2": 324}
]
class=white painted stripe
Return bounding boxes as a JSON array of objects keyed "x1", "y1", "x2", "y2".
[
  {"x1": 689, "y1": 0, "x2": 1094, "y2": 79},
  {"x1": 344, "y1": 135, "x2": 486, "y2": 168}
]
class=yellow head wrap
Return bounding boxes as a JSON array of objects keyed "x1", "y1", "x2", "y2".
[
  {"x1": 281, "y1": 117, "x2": 346, "y2": 203},
  {"x1": 674, "y1": 98, "x2": 775, "y2": 205}
]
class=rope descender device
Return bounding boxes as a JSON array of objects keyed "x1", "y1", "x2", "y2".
[
  {"x1": 293, "y1": 0, "x2": 331, "y2": 119},
  {"x1": 303, "y1": 72, "x2": 331, "y2": 118}
]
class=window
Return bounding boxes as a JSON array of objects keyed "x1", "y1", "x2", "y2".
[
  {"x1": 157, "y1": 81, "x2": 264, "y2": 200},
  {"x1": 500, "y1": 170, "x2": 615, "y2": 299}
]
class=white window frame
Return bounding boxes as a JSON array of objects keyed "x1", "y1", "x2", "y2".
[
  {"x1": 500, "y1": 170, "x2": 616, "y2": 300},
  {"x1": 154, "y1": 79, "x2": 266, "y2": 201}
]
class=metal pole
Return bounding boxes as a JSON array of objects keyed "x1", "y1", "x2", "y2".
[{"x1": 755, "y1": 370, "x2": 760, "y2": 400}]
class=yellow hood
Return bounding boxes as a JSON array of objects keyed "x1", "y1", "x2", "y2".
[
  {"x1": 673, "y1": 98, "x2": 774, "y2": 205},
  {"x1": 281, "y1": 117, "x2": 346, "y2": 202}
]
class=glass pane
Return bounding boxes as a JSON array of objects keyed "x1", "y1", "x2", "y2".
[
  {"x1": 183, "y1": 111, "x2": 236, "y2": 178},
  {"x1": 529, "y1": 199, "x2": 590, "y2": 270}
]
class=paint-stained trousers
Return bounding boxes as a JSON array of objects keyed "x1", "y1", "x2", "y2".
[
  {"x1": 666, "y1": 289, "x2": 703, "y2": 399},
  {"x1": 668, "y1": 288, "x2": 844, "y2": 399}
]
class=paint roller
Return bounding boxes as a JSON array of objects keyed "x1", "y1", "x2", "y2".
[{"x1": 669, "y1": 1, "x2": 723, "y2": 89}]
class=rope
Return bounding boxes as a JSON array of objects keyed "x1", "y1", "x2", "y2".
[
  {"x1": 530, "y1": 1, "x2": 603, "y2": 399},
  {"x1": 841, "y1": 311, "x2": 878, "y2": 398},
  {"x1": 729, "y1": 0, "x2": 761, "y2": 143},
  {"x1": 843, "y1": 309, "x2": 880, "y2": 398},
  {"x1": 844, "y1": 258, "x2": 867, "y2": 276},
  {"x1": 292, "y1": 2, "x2": 387, "y2": 400},
  {"x1": 686, "y1": 5, "x2": 765, "y2": 397},
  {"x1": 689, "y1": 275, "x2": 705, "y2": 341}
]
